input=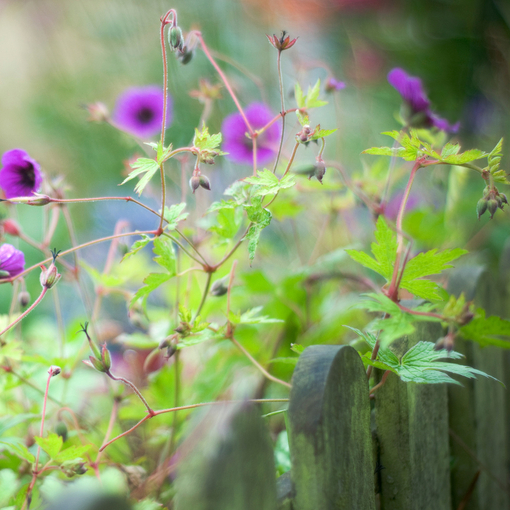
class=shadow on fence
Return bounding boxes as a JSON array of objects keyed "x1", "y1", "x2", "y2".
[{"x1": 173, "y1": 266, "x2": 510, "y2": 510}]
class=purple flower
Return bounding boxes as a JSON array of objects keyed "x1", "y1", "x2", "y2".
[
  {"x1": 112, "y1": 86, "x2": 172, "y2": 138},
  {"x1": 0, "y1": 149, "x2": 43, "y2": 199},
  {"x1": 384, "y1": 190, "x2": 422, "y2": 221},
  {"x1": 0, "y1": 244, "x2": 25, "y2": 279},
  {"x1": 221, "y1": 103, "x2": 281, "y2": 165},
  {"x1": 388, "y1": 68, "x2": 459, "y2": 133},
  {"x1": 325, "y1": 77, "x2": 346, "y2": 92}
]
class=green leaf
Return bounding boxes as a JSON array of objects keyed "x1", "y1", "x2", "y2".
[
  {"x1": 193, "y1": 124, "x2": 222, "y2": 151},
  {"x1": 459, "y1": 309, "x2": 510, "y2": 348},
  {"x1": 0, "y1": 439, "x2": 35, "y2": 463},
  {"x1": 80, "y1": 260, "x2": 126, "y2": 288},
  {"x1": 244, "y1": 197, "x2": 272, "y2": 262},
  {"x1": 244, "y1": 169, "x2": 296, "y2": 196},
  {"x1": 290, "y1": 343, "x2": 305, "y2": 355},
  {"x1": 350, "y1": 328, "x2": 499, "y2": 385},
  {"x1": 362, "y1": 147, "x2": 407, "y2": 158},
  {"x1": 229, "y1": 306, "x2": 283, "y2": 325},
  {"x1": 294, "y1": 82, "x2": 305, "y2": 109},
  {"x1": 162, "y1": 203, "x2": 189, "y2": 231},
  {"x1": 131, "y1": 273, "x2": 171, "y2": 306},
  {"x1": 34, "y1": 433, "x2": 62, "y2": 459},
  {"x1": 179, "y1": 305, "x2": 192, "y2": 324},
  {"x1": 487, "y1": 138, "x2": 509, "y2": 184},
  {"x1": 121, "y1": 234, "x2": 152, "y2": 262},
  {"x1": 309, "y1": 127, "x2": 338, "y2": 141},
  {"x1": 153, "y1": 237, "x2": 176, "y2": 273},
  {"x1": 146, "y1": 141, "x2": 174, "y2": 164},
  {"x1": 210, "y1": 207, "x2": 243, "y2": 239},
  {"x1": 440, "y1": 142, "x2": 461, "y2": 158},
  {"x1": 120, "y1": 158, "x2": 160, "y2": 196},
  {"x1": 53, "y1": 445, "x2": 92, "y2": 463},
  {"x1": 0, "y1": 414, "x2": 38, "y2": 436},
  {"x1": 176, "y1": 328, "x2": 223, "y2": 349},
  {"x1": 346, "y1": 216, "x2": 397, "y2": 281},
  {"x1": 207, "y1": 199, "x2": 237, "y2": 214},
  {"x1": 440, "y1": 149, "x2": 487, "y2": 165},
  {"x1": 0, "y1": 341, "x2": 23, "y2": 364},
  {"x1": 400, "y1": 248, "x2": 468, "y2": 300},
  {"x1": 295, "y1": 79, "x2": 328, "y2": 110}
]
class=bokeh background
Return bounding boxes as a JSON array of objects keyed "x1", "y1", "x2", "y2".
[{"x1": 0, "y1": 0, "x2": 509, "y2": 340}]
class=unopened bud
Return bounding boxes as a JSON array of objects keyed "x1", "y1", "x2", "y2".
[
  {"x1": 86, "y1": 102, "x2": 109, "y2": 123},
  {"x1": 297, "y1": 125, "x2": 312, "y2": 143},
  {"x1": 189, "y1": 175, "x2": 200, "y2": 194},
  {"x1": 88, "y1": 355, "x2": 107, "y2": 373},
  {"x1": 18, "y1": 291, "x2": 30, "y2": 308},
  {"x1": 199, "y1": 174, "x2": 211, "y2": 191},
  {"x1": 314, "y1": 162, "x2": 326, "y2": 184},
  {"x1": 61, "y1": 459, "x2": 87, "y2": 478},
  {"x1": 476, "y1": 198, "x2": 488, "y2": 220},
  {"x1": 40, "y1": 263, "x2": 61, "y2": 289},
  {"x1": 501, "y1": 193, "x2": 508, "y2": 205},
  {"x1": 101, "y1": 344, "x2": 112, "y2": 371},
  {"x1": 488, "y1": 198, "x2": 499, "y2": 219},
  {"x1": 177, "y1": 46, "x2": 194, "y2": 65},
  {"x1": 7, "y1": 195, "x2": 51, "y2": 206},
  {"x1": 166, "y1": 345, "x2": 177, "y2": 359},
  {"x1": 210, "y1": 277, "x2": 228, "y2": 296},
  {"x1": 168, "y1": 26, "x2": 184, "y2": 51},
  {"x1": 55, "y1": 421, "x2": 68, "y2": 443},
  {"x1": 3, "y1": 219, "x2": 21, "y2": 236},
  {"x1": 48, "y1": 365, "x2": 61, "y2": 377}
]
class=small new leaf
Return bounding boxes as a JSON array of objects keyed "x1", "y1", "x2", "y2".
[
  {"x1": 309, "y1": 127, "x2": 338, "y2": 141},
  {"x1": 294, "y1": 80, "x2": 328, "y2": 110},
  {"x1": 244, "y1": 169, "x2": 296, "y2": 196},
  {"x1": 121, "y1": 234, "x2": 152, "y2": 262},
  {"x1": 120, "y1": 158, "x2": 160, "y2": 196},
  {"x1": 162, "y1": 203, "x2": 189, "y2": 231},
  {"x1": 228, "y1": 306, "x2": 283, "y2": 325},
  {"x1": 193, "y1": 124, "x2": 222, "y2": 151},
  {"x1": 146, "y1": 141, "x2": 174, "y2": 164},
  {"x1": 34, "y1": 433, "x2": 63, "y2": 459},
  {"x1": 244, "y1": 197, "x2": 272, "y2": 262},
  {"x1": 459, "y1": 309, "x2": 510, "y2": 348}
]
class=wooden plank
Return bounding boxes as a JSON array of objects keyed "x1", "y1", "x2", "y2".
[
  {"x1": 448, "y1": 266, "x2": 509, "y2": 510},
  {"x1": 287, "y1": 345, "x2": 375, "y2": 510},
  {"x1": 374, "y1": 321, "x2": 451, "y2": 510},
  {"x1": 174, "y1": 402, "x2": 277, "y2": 510}
]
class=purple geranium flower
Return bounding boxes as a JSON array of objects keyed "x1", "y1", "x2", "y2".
[
  {"x1": 388, "y1": 68, "x2": 459, "y2": 133},
  {"x1": 0, "y1": 149, "x2": 43, "y2": 199},
  {"x1": 221, "y1": 103, "x2": 281, "y2": 165},
  {"x1": 0, "y1": 244, "x2": 25, "y2": 279},
  {"x1": 112, "y1": 86, "x2": 172, "y2": 138},
  {"x1": 325, "y1": 77, "x2": 346, "y2": 92}
]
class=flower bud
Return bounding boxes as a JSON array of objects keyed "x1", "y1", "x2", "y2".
[
  {"x1": 55, "y1": 421, "x2": 68, "y2": 443},
  {"x1": 314, "y1": 162, "x2": 326, "y2": 184},
  {"x1": 101, "y1": 344, "x2": 112, "y2": 371},
  {"x1": 488, "y1": 198, "x2": 499, "y2": 219},
  {"x1": 199, "y1": 174, "x2": 211, "y2": 191},
  {"x1": 297, "y1": 125, "x2": 312, "y2": 143},
  {"x1": 48, "y1": 365, "x2": 61, "y2": 377},
  {"x1": 7, "y1": 195, "x2": 51, "y2": 206},
  {"x1": 3, "y1": 219, "x2": 21, "y2": 236},
  {"x1": 60, "y1": 459, "x2": 87, "y2": 478},
  {"x1": 177, "y1": 46, "x2": 194, "y2": 65},
  {"x1": 40, "y1": 263, "x2": 61, "y2": 289},
  {"x1": 86, "y1": 102, "x2": 109, "y2": 123},
  {"x1": 189, "y1": 175, "x2": 200, "y2": 194},
  {"x1": 168, "y1": 26, "x2": 184, "y2": 51},
  {"x1": 476, "y1": 198, "x2": 488, "y2": 220},
  {"x1": 88, "y1": 355, "x2": 108, "y2": 373},
  {"x1": 166, "y1": 345, "x2": 177, "y2": 359},
  {"x1": 210, "y1": 276, "x2": 228, "y2": 296},
  {"x1": 18, "y1": 291, "x2": 30, "y2": 308},
  {"x1": 501, "y1": 193, "x2": 508, "y2": 205}
]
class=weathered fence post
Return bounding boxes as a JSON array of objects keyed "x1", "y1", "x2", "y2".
[
  {"x1": 287, "y1": 345, "x2": 375, "y2": 510},
  {"x1": 448, "y1": 266, "x2": 509, "y2": 510},
  {"x1": 174, "y1": 402, "x2": 277, "y2": 510},
  {"x1": 374, "y1": 320, "x2": 451, "y2": 510}
]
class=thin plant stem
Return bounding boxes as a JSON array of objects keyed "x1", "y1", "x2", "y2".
[
  {"x1": 226, "y1": 260, "x2": 238, "y2": 317},
  {"x1": 230, "y1": 336, "x2": 291, "y2": 389},
  {"x1": 387, "y1": 160, "x2": 421, "y2": 300},
  {"x1": 252, "y1": 136, "x2": 258, "y2": 176},
  {"x1": 0, "y1": 286, "x2": 48, "y2": 338},
  {"x1": 175, "y1": 228, "x2": 209, "y2": 265},
  {"x1": 42, "y1": 207, "x2": 60, "y2": 248},
  {"x1": 99, "y1": 398, "x2": 289, "y2": 452},
  {"x1": 162, "y1": 232, "x2": 204, "y2": 266},
  {"x1": 258, "y1": 108, "x2": 300, "y2": 134},
  {"x1": 369, "y1": 370, "x2": 391, "y2": 396},
  {"x1": 272, "y1": 50, "x2": 285, "y2": 173},
  {"x1": 52, "y1": 289, "x2": 65, "y2": 359},
  {"x1": 194, "y1": 31, "x2": 253, "y2": 135},
  {"x1": 212, "y1": 225, "x2": 251, "y2": 270},
  {"x1": 192, "y1": 271, "x2": 212, "y2": 323},
  {"x1": 106, "y1": 371, "x2": 154, "y2": 416}
]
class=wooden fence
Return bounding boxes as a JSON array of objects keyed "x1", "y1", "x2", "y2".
[{"x1": 174, "y1": 266, "x2": 510, "y2": 510}]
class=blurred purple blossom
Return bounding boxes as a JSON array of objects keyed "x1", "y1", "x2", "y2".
[
  {"x1": 221, "y1": 103, "x2": 281, "y2": 165},
  {"x1": 387, "y1": 68, "x2": 459, "y2": 133},
  {"x1": 112, "y1": 86, "x2": 172, "y2": 138},
  {"x1": 0, "y1": 244, "x2": 25, "y2": 279},
  {"x1": 384, "y1": 190, "x2": 422, "y2": 221},
  {"x1": 0, "y1": 149, "x2": 42, "y2": 199},
  {"x1": 325, "y1": 77, "x2": 346, "y2": 92}
]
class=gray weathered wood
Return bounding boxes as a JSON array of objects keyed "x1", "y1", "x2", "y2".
[
  {"x1": 276, "y1": 471, "x2": 293, "y2": 510},
  {"x1": 287, "y1": 345, "x2": 375, "y2": 510},
  {"x1": 174, "y1": 402, "x2": 277, "y2": 510},
  {"x1": 374, "y1": 320, "x2": 451, "y2": 510},
  {"x1": 448, "y1": 266, "x2": 509, "y2": 510}
]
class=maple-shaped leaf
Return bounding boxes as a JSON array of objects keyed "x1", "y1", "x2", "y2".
[
  {"x1": 244, "y1": 168, "x2": 296, "y2": 196},
  {"x1": 120, "y1": 157, "x2": 160, "y2": 196}
]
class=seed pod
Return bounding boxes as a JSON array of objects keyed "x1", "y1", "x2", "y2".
[
  {"x1": 210, "y1": 277, "x2": 228, "y2": 296},
  {"x1": 476, "y1": 198, "x2": 487, "y2": 219},
  {"x1": 177, "y1": 47, "x2": 194, "y2": 65},
  {"x1": 55, "y1": 421, "x2": 68, "y2": 443},
  {"x1": 501, "y1": 193, "x2": 508, "y2": 205},
  {"x1": 314, "y1": 162, "x2": 326, "y2": 184},
  {"x1": 18, "y1": 291, "x2": 30, "y2": 308}
]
